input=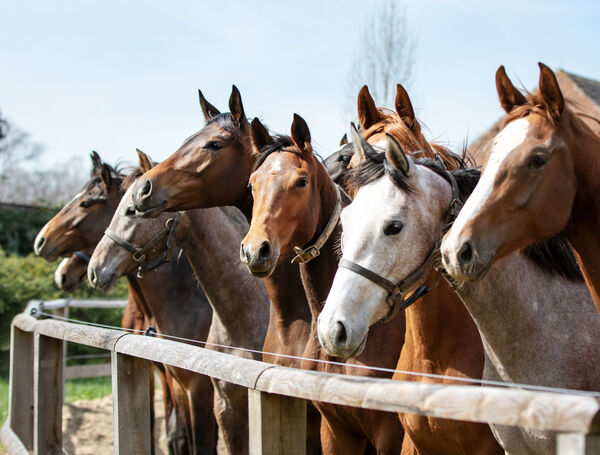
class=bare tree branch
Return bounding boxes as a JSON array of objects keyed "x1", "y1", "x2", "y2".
[{"x1": 345, "y1": 0, "x2": 417, "y2": 115}]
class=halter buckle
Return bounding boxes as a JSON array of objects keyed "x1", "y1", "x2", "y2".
[
  {"x1": 291, "y1": 246, "x2": 320, "y2": 264},
  {"x1": 133, "y1": 250, "x2": 146, "y2": 262}
]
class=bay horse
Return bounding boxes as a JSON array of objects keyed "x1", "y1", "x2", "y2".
[
  {"x1": 241, "y1": 114, "x2": 405, "y2": 454},
  {"x1": 33, "y1": 152, "x2": 213, "y2": 454},
  {"x1": 441, "y1": 63, "x2": 600, "y2": 317},
  {"x1": 90, "y1": 150, "x2": 270, "y2": 455},
  {"x1": 350, "y1": 87, "x2": 503, "y2": 454},
  {"x1": 318, "y1": 134, "x2": 600, "y2": 454},
  {"x1": 54, "y1": 250, "x2": 92, "y2": 293},
  {"x1": 130, "y1": 87, "x2": 322, "y2": 454}
]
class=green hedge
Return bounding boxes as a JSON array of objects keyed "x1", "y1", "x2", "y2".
[
  {"x1": 0, "y1": 206, "x2": 58, "y2": 255},
  {"x1": 0, "y1": 247, "x2": 128, "y2": 374}
]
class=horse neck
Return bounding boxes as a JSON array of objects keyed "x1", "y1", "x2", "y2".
[
  {"x1": 564, "y1": 115, "x2": 600, "y2": 313},
  {"x1": 125, "y1": 254, "x2": 203, "y2": 336},
  {"x1": 177, "y1": 208, "x2": 269, "y2": 346},
  {"x1": 456, "y1": 252, "x2": 600, "y2": 388}
]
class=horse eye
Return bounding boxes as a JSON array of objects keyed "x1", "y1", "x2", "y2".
[
  {"x1": 528, "y1": 154, "x2": 547, "y2": 169},
  {"x1": 206, "y1": 141, "x2": 223, "y2": 150},
  {"x1": 296, "y1": 177, "x2": 308, "y2": 188},
  {"x1": 125, "y1": 206, "x2": 136, "y2": 216},
  {"x1": 79, "y1": 200, "x2": 91, "y2": 208},
  {"x1": 383, "y1": 221, "x2": 403, "y2": 236}
]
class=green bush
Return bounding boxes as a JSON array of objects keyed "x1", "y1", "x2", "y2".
[
  {"x1": 0, "y1": 247, "x2": 128, "y2": 374},
  {"x1": 0, "y1": 206, "x2": 58, "y2": 255}
]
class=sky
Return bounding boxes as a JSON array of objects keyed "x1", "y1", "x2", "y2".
[{"x1": 1, "y1": 0, "x2": 600, "y2": 168}]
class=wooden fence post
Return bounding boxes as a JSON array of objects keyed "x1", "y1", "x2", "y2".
[
  {"x1": 33, "y1": 333, "x2": 63, "y2": 455},
  {"x1": 111, "y1": 351, "x2": 152, "y2": 454},
  {"x1": 557, "y1": 433, "x2": 600, "y2": 454},
  {"x1": 8, "y1": 325, "x2": 34, "y2": 450},
  {"x1": 248, "y1": 389, "x2": 306, "y2": 455}
]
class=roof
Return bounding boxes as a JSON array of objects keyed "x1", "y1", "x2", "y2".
[{"x1": 467, "y1": 69, "x2": 600, "y2": 164}]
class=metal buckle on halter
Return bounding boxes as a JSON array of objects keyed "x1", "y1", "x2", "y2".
[
  {"x1": 291, "y1": 245, "x2": 320, "y2": 264},
  {"x1": 133, "y1": 250, "x2": 146, "y2": 262}
]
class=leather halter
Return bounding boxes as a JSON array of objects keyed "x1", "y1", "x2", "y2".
[
  {"x1": 337, "y1": 168, "x2": 462, "y2": 323},
  {"x1": 74, "y1": 251, "x2": 90, "y2": 263},
  {"x1": 291, "y1": 184, "x2": 343, "y2": 264},
  {"x1": 104, "y1": 212, "x2": 182, "y2": 278}
]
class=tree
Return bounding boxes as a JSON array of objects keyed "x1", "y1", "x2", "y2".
[{"x1": 345, "y1": 0, "x2": 417, "y2": 114}]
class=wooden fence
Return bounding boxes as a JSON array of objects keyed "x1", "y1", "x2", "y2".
[
  {"x1": 26, "y1": 299, "x2": 128, "y2": 380},
  {"x1": 2, "y1": 312, "x2": 599, "y2": 454}
]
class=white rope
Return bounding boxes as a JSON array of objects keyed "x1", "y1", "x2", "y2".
[{"x1": 38, "y1": 311, "x2": 600, "y2": 398}]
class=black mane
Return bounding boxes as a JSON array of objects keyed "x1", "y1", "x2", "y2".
[{"x1": 252, "y1": 135, "x2": 295, "y2": 171}]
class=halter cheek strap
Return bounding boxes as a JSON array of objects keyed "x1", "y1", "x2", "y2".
[{"x1": 291, "y1": 185, "x2": 343, "y2": 264}]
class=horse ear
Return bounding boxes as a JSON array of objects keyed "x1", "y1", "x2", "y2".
[
  {"x1": 495, "y1": 65, "x2": 527, "y2": 113},
  {"x1": 291, "y1": 114, "x2": 312, "y2": 153},
  {"x1": 394, "y1": 84, "x2": 418, "y2": 132},
  {"x1": 198, "y1": 89, "x2": 220, "y2": 121},
  {"x1": 350, "y1": 122, "x2": 374, "y2": 163},
  {"x1": 229, "y1": 85, "x2": 246, "y2": 125},
  {"x1": 538, "y1": 62, "x2": 564, "y2": 119},
  {"x1": 100, "y1": 164, "x2": 113, "y2": 189},
  {"x1": 250, "y1": 118, "x2": 273, "y2": 155},
  {"x1": 90, "y1": 151, "x2": 103, "y2": 177},
  {"x1": 136, "y1": 149, "x2": 154, "y2": 173},
  {"x1": 357, "y1": 85, "x2": 385, "y2": 131},
  {"x1": 339, "y1": 133, "x2": 348, "y2": 146},
  {"x1": 385, "y1": 133, "x2": 410, "y2": 177}
]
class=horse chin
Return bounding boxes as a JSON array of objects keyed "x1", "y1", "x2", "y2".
[
  {"x1": 247, "y1": 263, "x2": 277, "y2": 278},
  {"x1": 347, "y1": 333, "x2": 368, "y2": 359},
  {"x1": 451, "y1": 255, "x2": 494, "y2": 283}
]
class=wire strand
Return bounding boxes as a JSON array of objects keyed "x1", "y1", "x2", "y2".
[{"x1": 38, "y1": 311, "x2": 600, "y2": 398}]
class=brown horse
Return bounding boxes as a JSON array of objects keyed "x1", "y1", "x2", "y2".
[
  {"x1": 54, "y1": 250, "x2": 92, "y2": 293},
  {"x1": 34, "y1": 153, "x2": 214, "y2": 454},
  {"x1": 349, "y1": 86, "x2": 502, "y2": 455},
  {"x1": 90, "y1": 150, "x2": 269, "y2": 455},
  {"x1": 441, "y1": 63, "x2": 600, "y2": 317},
  {"x1": 130, "y1": 87, "x2": 322, "y2": 454},
  {"x1": 241, "y1": 113, "x2": 405, "y2": 454}
]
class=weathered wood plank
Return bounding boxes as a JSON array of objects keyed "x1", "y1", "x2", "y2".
[
  {"x1": 248, "y1": 389, "x2": 306, "y2": 455},
  {"x1": 111, "y1": 351, "x2": 152, "y2": 455},
  {"x1": 557, "y1": 433, "x2": 600, "y2": 454},
  {"x1": 8, "y1": 326, "x2": 33, "y2": 450},
  {"x1": 34, "y1": 333, "x2": 63, "y2": 455},
  {"x1": 0, "y1": 420, "x2": 30, "y2": 455},
  {"x1": 64, "y1": 362, "x2": 111, "y2": 379}
]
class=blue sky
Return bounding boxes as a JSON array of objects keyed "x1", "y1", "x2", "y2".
[{"x1": 1, "y1": 0, "x2": 599, "y2": 167}]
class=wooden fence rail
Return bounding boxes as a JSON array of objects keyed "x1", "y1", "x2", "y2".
[{"x1": 2, "y1": 312, "x2": 600, "y2": 454}]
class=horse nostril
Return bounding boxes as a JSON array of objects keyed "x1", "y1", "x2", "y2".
[
  {"x1": 335, "y1": 321, "x2": 347, "y2": 347},
  {"x1": 258, "y1": 241, "x2": 271, "y2": 260},
  {"x1": 458, "y1": 242, "x2": 473, "y2": 267},
  {"x1": 138, "y1": 179, "x2": 153, "y2": 200},
  {"x1": 34, "y1": 236, "x2": 45, "y2": 254},
  {"x1": 59, "y1": 274, "x2": 67, "y2": 288}
]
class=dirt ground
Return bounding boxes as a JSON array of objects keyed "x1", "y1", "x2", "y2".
[{"x1": 62, "y1": 390, "x2": 168, "y2": 455}]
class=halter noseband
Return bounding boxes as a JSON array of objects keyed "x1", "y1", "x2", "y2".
[
  {"x1": 291, "y1": 185, "x2": 343, "y2": 264},
  {"x1": 74, "y1": 251, "x2": 90, "y2": 263},
  {"x1": 337, "y1": 168, "x2": 462, "y2": 323},
  {"x1": 104, "y1": 212, "x2": 183, "y2": 278}
]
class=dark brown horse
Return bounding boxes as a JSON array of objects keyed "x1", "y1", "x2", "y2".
[
  {"x1": 241, "y1": 113, "x2": 405, "y2": 454},
  {"x1": 442, "y1": 63, "x2": 600, "y2": 318},
  {"x1": 34, "y1": 153, "x2": 214, "y2": 454},
  {"x1": 130, "y1": 87, "x2": 322, "y2": 454}
]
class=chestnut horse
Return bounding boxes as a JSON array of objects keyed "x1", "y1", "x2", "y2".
[
  {"x1": 90, "y1": 150, "x2": 269, "y2": 455},
  {"x1": 130, "y1": 87, "x2": 322, "y2": 454},
  {"x1": 241, "y1": 114, "x2": 405, "y2": 454},
  {"x1": 319, "y1": 134, "x2": 599, "y2": 454},
  {"x1": 34, "y1": 153, "x2": 214, "y2": 454},
  {"x1": 350, "y1": 87, "x2": 502, "y2": 454},
  {"x1": 441, "y1": 63, "x2": 600, "y2": 317}
]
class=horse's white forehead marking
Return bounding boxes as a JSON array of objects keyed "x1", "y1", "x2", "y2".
[
  {"x1": 267, "y1": 156, "x2": 283, "y2": 174},
  {"x1": 445, "y1": 117, "x2": 530, "y2": 247}
]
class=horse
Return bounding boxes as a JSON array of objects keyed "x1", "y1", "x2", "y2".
[
  {"x1": 346, "y1": 87, "x2": 503, "y2": 454},
  {"x1": 90, "y1": 150, "x2": 270, "y2": 455},
  {"x1": 241, "y1": 113, "x2": 405, "y2": 454},
  {"x1": 318, "y1": 133, "x2": 600, "y2": 454},
  {"x1": 54, "y1": 250, "x2": 92, "y2": 293},
  {"x1": 441, "y1": 63, "x2": 600, "y2": 317},
  {"x1": 33, "y1": 152, "x2": 213, "y2": 454},
  {"x1": 322, "y1": 134, "x2": 354, "y2": 187},
  {"x1": 129, "y1": 87, "x2": 322, "y2": 454}
]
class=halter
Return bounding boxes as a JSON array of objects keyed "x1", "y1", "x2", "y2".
[
  {"x1": 291, "y1": 185, "x2": 343, "y2": 264},
  {"x1": 337, "y1": 168, "x2": 462, "y2": 323},
  {"x1": 104, "y1": 212, "x2": 183, "y2": 278},
  {"x1": 74, "y1": 251, "x2": 90, "y2": 263}
]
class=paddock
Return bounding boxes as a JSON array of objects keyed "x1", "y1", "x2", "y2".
[{"x1": 1, "y1": 306, "x2": 599, "y2": 455}]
